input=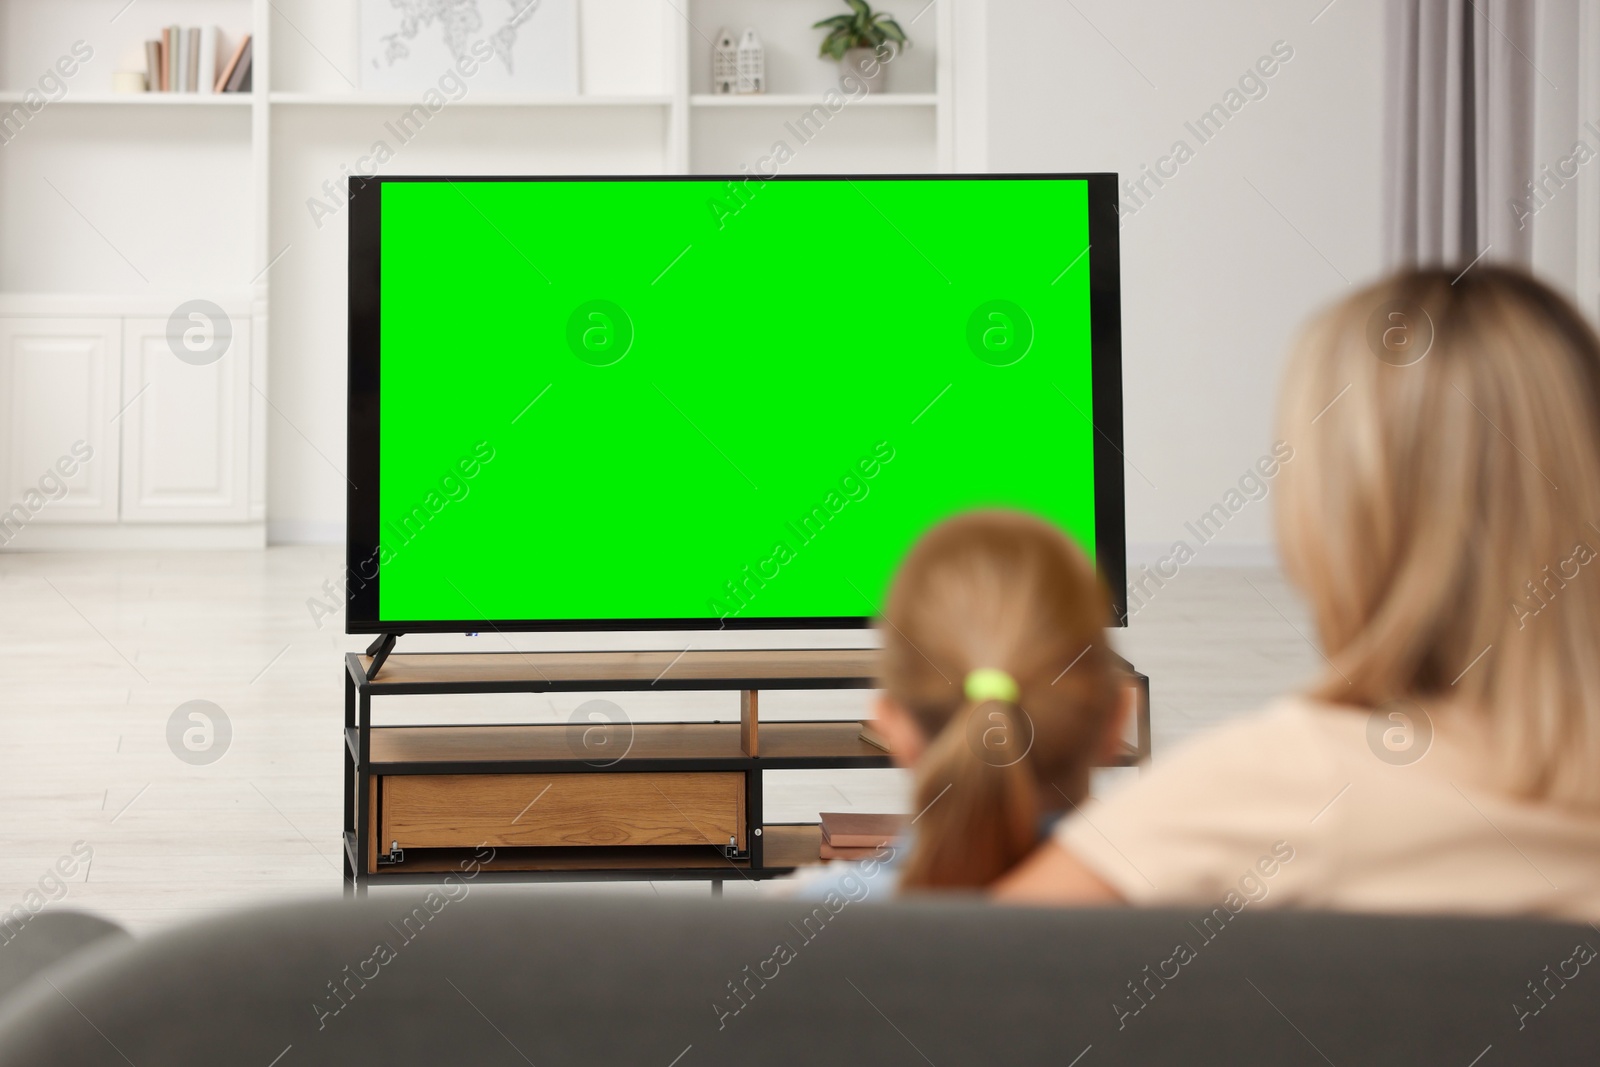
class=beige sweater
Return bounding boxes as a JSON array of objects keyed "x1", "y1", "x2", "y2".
[{"x1": 1060, "y1": 699, "x2": 1600, "y2": 921}]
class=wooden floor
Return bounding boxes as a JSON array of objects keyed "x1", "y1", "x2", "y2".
[{"x1": 0, "y1": 547, "x2": 1317, "y2": 933}]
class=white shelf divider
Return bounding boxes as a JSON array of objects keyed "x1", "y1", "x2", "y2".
[
  {"x1": 690, "y1": 92, "x2": 938, "y2": 107},
  {"x1": 250, "y1": 0, "x2": 271, "y2": 527},
  {"x1": 267, "y1": 92, "x2": 673, "y2": 107},
  {"x1": 0, "y1": 92, "x2": 255, "y2": 105}
]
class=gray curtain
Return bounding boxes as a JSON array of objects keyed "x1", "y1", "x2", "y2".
[{"x1": 1384, "y1": 0, "x2": 1536, "y2": 268}]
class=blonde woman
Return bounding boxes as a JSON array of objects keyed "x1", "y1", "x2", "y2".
[{"x1": 997, "y1": 266, "x2": 1600, "y2": 919}]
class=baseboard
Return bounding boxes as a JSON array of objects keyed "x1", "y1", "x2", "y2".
[
  {"x1": 1126, "y1": 540, "x2": 1279, "y2": 569},
  {"x1": 0, "y1": 522, "x2": 266, "y2": 551},
  {"x1": 267, "y1": 520, "x2": 344, "y2": 545}
]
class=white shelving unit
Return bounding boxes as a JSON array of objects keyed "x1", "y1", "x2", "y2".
[{"x1": 0, "y1": 0, "x2": 960, "y2": 548}]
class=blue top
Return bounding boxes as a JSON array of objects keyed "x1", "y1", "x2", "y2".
[
  {"x1": 786, "y1": 813, "x2": 1064, "y2": 901},
  {"x1": 786, "y1": 839, "x2": 907, "y2": 902}
]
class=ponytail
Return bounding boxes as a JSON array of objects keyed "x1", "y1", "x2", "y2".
[{"x1": 898, "y1": 695, "x2": 1040, "y2": 890}]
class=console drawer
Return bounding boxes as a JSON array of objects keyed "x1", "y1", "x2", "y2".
[{"x1": 379, "y1": 772, "x2": 746, "y2": 850}]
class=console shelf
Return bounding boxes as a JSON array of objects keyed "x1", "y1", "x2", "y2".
[
  {"x1": 354, "y1": 648, "x2": 877, "y2": 693},
  {"x1": 339, "y1": 823, "x2": 828, "y2": 884},
  {"x1": 341, "y1": 649, "x2": 1150, "y2": 892},
  {"x1": 363, "y1": 720, "x2": 894, "y2": 772}
]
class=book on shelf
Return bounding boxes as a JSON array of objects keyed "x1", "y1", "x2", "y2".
[
  {"x1": 170, "y1": 25, "x2": 182, "y2": 92},
  {"x1": 143, "y1": 26, "x2": 234, "y2": 94},
  {"x1": 177, "y1": 28, "x2": 190, "y2": 93},
  {"x1": 818, "y1": 812, "x2": 904, "y2": 849},
  {"x1": 216, "y1": 35, "x2": 251, "y2": 93},
  {"x1": 144, "y1": 40, "x2": 162, "y2": 93},
  {"x1": 198, "y1": 27, "x2": 218, "y2": 96},
  {"x1": 223, "y1": 37, "x2": 253, "y2": 93},
  {"x1": 185, "y1": 28, "x2": 200, "y2": 92}
]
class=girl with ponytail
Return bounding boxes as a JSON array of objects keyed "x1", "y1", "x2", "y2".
[{"x1": 790, "y1": 509, "x2": 1128, "y2": 897}]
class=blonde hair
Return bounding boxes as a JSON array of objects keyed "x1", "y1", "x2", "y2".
[
  {"x1": 1278, "y1": 265, "x2": 1600, "y2": 807},
  {"x1": 880, "y1": 510, "x2": 1120, "y2": 890}
]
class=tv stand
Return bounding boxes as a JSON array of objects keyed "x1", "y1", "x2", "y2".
[
  {"x1": 341, "y1": 649, "x2": 1151, "y2": 894},
  {"x1": 363, "y1": 633, "x2": 400, "y2": 681}
]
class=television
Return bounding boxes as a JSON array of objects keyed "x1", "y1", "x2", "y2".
[{"x1": 346, "y1": 174, "x2": 1125, "y2": 634}]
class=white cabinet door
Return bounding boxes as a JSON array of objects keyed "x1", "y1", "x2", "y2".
[
  {"x1": 0, "y1": 317, "x2": 122, "y2": 524},
  {"x1": 120, "y1": 316, "x2": 251, "y2": 522}
]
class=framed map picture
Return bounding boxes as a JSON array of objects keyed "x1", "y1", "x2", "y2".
[{"x1": 360, "y1": 0, "x2": 580, "y2": 94}]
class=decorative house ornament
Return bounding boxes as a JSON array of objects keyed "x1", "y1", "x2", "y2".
[
  {"x1": 713, "y1": 28, "x2": 738, "y2": 94},
  {"x1": 736, "y1": 29, "x2": 766, "y2": 94}
]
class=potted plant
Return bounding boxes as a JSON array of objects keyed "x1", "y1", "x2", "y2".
[{"x1": 814, "y1": 0, "x2": 909, "y2": 94}]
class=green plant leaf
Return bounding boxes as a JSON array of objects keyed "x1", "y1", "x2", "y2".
[
  {"x1": 875, "y1": 16, "x2": 909, "y2": 44},
  {"x1": 819, "y1": 0, "x2": 900, "y2": 57}
]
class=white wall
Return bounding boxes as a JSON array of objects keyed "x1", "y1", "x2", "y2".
[{"x1": 986, "y1": 0, "x2": 1386, "y2": 564}]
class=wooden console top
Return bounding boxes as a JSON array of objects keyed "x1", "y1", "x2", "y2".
[{"x1": 349, "y1": 648, "x2": 880, "y2": 692}]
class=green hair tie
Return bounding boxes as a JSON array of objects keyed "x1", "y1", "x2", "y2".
[{"x1": 964, "y1": 668, "x2": 1019, "y2": 704}]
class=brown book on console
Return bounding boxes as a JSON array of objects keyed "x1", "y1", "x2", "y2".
[
  {"x1": 818, "y1": 812, "x2": 905, "y2": 848},
  {"x1": 820, "y1": 842, "x2": 889, "y2": 860}
]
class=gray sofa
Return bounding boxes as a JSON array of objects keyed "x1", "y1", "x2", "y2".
[
  {"x1": 0, "y1": 911, "x2": 127, "y2": 1007},
  {"x1": 0, "y1": 895, "x2": 1594, "y2": 1064}
]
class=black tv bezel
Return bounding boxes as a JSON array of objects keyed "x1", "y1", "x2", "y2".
[{"x1": 346, "y1": 173, "x2": 1127, "y2": 634}]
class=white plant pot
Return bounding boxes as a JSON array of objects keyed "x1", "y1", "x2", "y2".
[{"x1": 841, "y1": 47, "x2": 888, "y2": 94}]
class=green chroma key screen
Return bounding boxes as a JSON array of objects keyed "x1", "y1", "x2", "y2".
[{"x1": 348, "y1": 174, "x2": 1124, "y2": 630}]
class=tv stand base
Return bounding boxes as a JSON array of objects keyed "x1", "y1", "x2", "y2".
[{"x1": 364, "y1": 633, "x2": 401, "y2": 681}]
